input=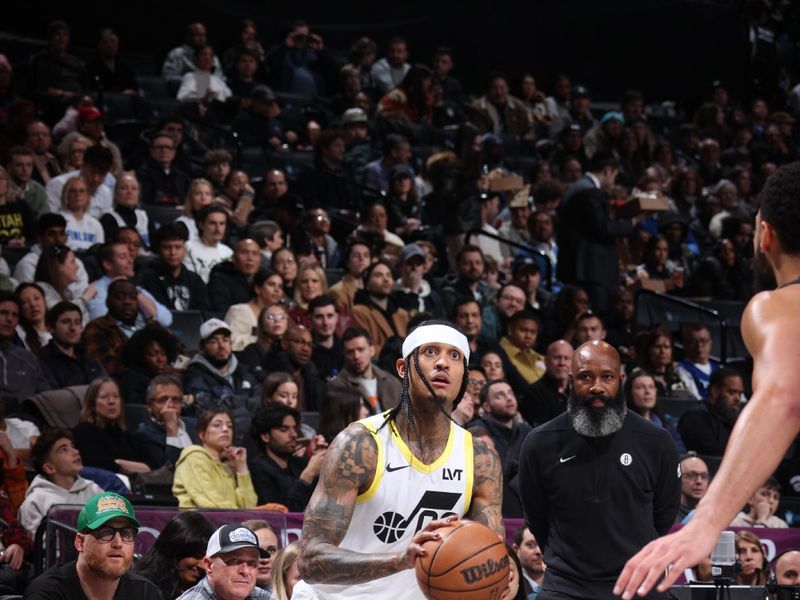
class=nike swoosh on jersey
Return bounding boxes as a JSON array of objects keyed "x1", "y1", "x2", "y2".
[
  {"x1": 386, "y1": 463, "x2": 411, "y2": 472},
  {"x1": 559, "y1": 455, "x2": 576, "y2": 463}
]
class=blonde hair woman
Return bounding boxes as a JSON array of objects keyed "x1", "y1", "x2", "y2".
[
  {"x1": 289, "y1": 263, "x2": 328, "y2": 328},
  {"x1": 176, "y1": 177, "x2": 215, "y2": 241},
  {"x1": 101, "y1": 171, "x2": 150, "y2": 247},
  {"x1": 271, "y1": 542, "x2": 301, "y2": 600},
  {"x1": 59, "y1": 175, "x2": 104, "y2": 251}
]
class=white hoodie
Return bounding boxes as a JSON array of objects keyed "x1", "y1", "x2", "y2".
[{"x1": 18, "y1": 474, "x2": 103, "y2": 537}]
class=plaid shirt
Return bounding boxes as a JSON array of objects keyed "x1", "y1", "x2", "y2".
[
  {"x1": 176, "y1": 577, "x2": 273, "y2": 600},
  {"x1": 0, "y1": 487, "x2": 31, "y2": 555}
]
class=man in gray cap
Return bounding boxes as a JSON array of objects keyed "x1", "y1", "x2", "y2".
[
  {"x1": 183, "y1": 318, "x2": 261, "y2": 445},
  {"x1": 177, "y1": 523, "x2": 272, "y2": 600},
  {"x1": 391, "y1": 243, "x2": 445, "y2": 317},
  {"x1": 342, "y1": 107, "x2": 376, "y2": 181}
]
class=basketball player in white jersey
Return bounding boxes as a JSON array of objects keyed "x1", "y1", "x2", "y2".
[{"x1": 297, "y1": 320, "x2": 504, "y2": 599}]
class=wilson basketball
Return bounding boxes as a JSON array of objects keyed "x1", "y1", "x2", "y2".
[{"x1": 415, "y1": 520, "x2": 510, "y2": 600}]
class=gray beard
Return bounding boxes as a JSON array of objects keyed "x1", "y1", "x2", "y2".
[{"x1": 567, "y1": 391, "x2": 627, "y2": 438}]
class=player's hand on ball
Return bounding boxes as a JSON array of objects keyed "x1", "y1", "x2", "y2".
[{"x1": 401, "y1": 516, "x2": 458, "y2": 569}]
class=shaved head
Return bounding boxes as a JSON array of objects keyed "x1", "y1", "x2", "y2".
[
  {"x1": 568, "y1": 340, "x2": 626, "y2": 437},
  {"x1": 571, "y1": 340, "x2": 621, "y2": 374}
]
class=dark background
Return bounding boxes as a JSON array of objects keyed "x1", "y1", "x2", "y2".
[{"x1": 4, "y1": 0, "x2": 748, "y2": 107}]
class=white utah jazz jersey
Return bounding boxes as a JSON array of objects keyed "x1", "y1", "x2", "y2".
[{"x1": 310, "y1": 412, "x2": 474, "y2": 600}]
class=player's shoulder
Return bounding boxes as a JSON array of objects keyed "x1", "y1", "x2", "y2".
[
  {"x1": 745, "y1": 286, "x2": 800, "y2": 322},
  {"x1": 329, "y1": 419, "x2": 380, "y2": 459}
]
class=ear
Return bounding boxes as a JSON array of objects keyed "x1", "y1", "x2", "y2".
[
  {"x1": 203, "y1": 555, "x2": 213, "y2": 575},
  {"x1": 42, "y1": 461, "x2": 56, "y2": 477},
  {"x1": 260, "y1": 432, "x2": 271, "y2": 445},
  {"x1": 74, "y1": 532, "x2": 85, "y2": 553},
  {"x1": 759, "y1": 219, "x2": 777, "y2": 253},
  {"x1": 395, "y1": 357, "x2": 406, "y2": 379}
]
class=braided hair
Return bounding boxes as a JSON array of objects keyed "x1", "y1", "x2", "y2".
[{"x1": 380, "y1": 320, "x2": 469, "y2": 434}]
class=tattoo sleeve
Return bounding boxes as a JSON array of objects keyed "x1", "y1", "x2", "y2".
[
  {"x1": 299, "y1": 424, "x2": 405, "y2": 584},
  {"x1": 467, "y1": 438, "x2": 505, "y2": 537}
]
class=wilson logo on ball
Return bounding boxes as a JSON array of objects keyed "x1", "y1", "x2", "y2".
[{"x1": 459, "y1": 553, "x2": 510, "y2": 584}]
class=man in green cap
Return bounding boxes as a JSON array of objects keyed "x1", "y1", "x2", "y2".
[{"x1": 25, "y1": 492, "x2": 162, "y2": 599}]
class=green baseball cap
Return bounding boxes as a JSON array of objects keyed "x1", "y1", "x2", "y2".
[{"x1": 76, "y1": 492, "x2": 140, "y2": 531}]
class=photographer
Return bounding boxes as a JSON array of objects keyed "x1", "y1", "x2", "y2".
[{"x1": 267, "y1": 19, "x2": 339, "y2": 97}]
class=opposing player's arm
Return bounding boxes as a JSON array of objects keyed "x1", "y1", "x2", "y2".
[
  {"x1": 466, "y1": 438, "x2": 504, "y2": 537},
  {"x1": 615, "y1": 291, "x2": 800, "y2": 598}
]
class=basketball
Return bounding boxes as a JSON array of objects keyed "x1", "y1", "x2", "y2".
[{"x1": 415, "y1": 520, "x2": 510, "y2": 600}]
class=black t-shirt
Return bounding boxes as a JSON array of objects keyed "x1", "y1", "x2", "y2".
[
  {"x1": 26, "y1": 560, "x2": 163, "y2": 599},
  {"x1": 0, "y1": 200, "x2": 36, "y2": 245}
]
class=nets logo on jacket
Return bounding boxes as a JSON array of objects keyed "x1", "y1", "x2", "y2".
[{"x1": 373, "y1": 490, "x2": 462, "y2": 543}]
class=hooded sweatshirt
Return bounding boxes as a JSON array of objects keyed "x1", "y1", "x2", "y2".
[
  {"x1": 18, "y1": 474, "x2": 103, "y2": 537},
  {"x1": 172, "y1": 445, "x2": 257, "y2": 509},
  {"x1": 183, "y1": 352, "x2": 260, "y2": 446}
]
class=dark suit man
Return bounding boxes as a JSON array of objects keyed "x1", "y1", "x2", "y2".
[{"x1": 557, "y1": 151, "x2": 633, "y2": 313}]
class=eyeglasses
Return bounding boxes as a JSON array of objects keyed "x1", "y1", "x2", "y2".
[
  {"x1": 274, "y1": 257, "x2": 296, "y2": 266},
  {"x1": 218, "y1": 556, "x2": 259, "y2": 568},
  {"x1": 682, "y1": 471, "x2": 709, "y2": 481},
  {"x1": 266, "y1": 313, "x2": 287, "y2": 322},
  {"x1": 467, "y1": 378, "x2": 486, "y2": 387},
  {"x1": 89, "y1": 525, "x2": 138, "y2": 543}
]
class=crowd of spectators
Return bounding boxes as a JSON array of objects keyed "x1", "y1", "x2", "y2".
[{"x1": 0, "y1": 9, "x2": 798, "y2": 598}]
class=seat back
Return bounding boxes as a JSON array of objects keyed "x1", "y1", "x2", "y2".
[{"x1": 171, "y1": 310, "x2": 204, "y2": 353}]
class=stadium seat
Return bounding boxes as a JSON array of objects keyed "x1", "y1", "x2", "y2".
[
  {"x1": 302, "y1": 411, "x2": 321, "y2": 431},
  {"x1": 1, "y1": 245, "x2": 29, "y2": 273},
  {"x1": 143, "y1": 205, "x2": 182, "y2": 230},
  {"x1": 124, "y1": 403, "x2": 150, "y2": 430},
  {"x1": 171, "y1": 310, "x2": 204, "y2": 353},
  {"x1": 138, "y1": 74, "x2": 171, "y2": 99},
  {"x1": 660, "y1": 396, "x2": 699, "y2": 421},
  {"x1": 325, "y1": 268, "x2": 344, "y2": 286}
]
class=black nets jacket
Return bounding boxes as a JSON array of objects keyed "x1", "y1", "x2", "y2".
[{"x1": 518, "y1": 411, "x2": 680, "y2": 599}]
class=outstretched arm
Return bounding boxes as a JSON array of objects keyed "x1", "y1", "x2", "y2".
[
  {"x1": 615, "y1": 291, "x2": 800, "y2": 598},
  {"x1": 466, "y1": 438, "x2": 504, "y2": 537},
  {"x1": 298, "y1": 423, "x2": 445, "y2": 584}
]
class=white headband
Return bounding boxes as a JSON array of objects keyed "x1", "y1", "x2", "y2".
[{"x1": 401, "y1": 324, "x2": 470, "y2": 362}]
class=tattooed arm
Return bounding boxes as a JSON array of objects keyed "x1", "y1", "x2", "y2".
[
  {"x1": 298, "y1": 423, "x2": 446, "y2": 584},
  {"x1": 466, "y1": 437, "x2": 505, "y2": 537}
]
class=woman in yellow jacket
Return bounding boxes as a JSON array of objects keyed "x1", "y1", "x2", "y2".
[{"x1": 172, "y1": 409, "x2": 258, "y2": 508}]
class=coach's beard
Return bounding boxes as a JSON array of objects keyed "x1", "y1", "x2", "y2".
[{"x1": 567, "y1": 389, "x2": 627, "y2": 438}]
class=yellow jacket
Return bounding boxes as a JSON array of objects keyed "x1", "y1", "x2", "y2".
[{"x1": 172, "y1": 445, "x2": 258, "y2": 508}]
